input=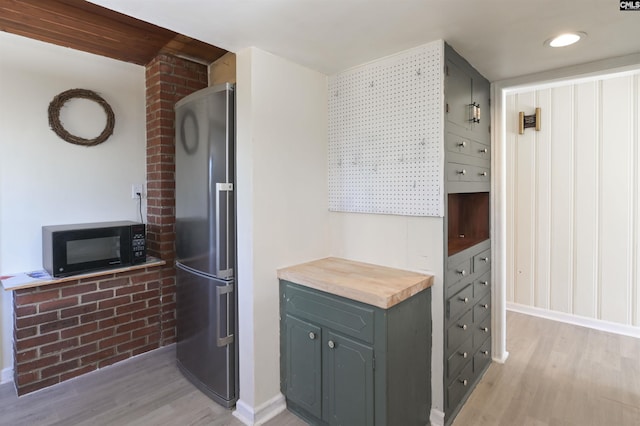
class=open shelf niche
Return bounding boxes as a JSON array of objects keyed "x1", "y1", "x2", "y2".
[{"x1": 447, "y1": 192, "x2": 489, "y2": 256}]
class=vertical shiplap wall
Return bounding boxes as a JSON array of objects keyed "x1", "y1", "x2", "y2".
[{"x1": 506, "y1": 72, "x2": 640, "y2": 328}]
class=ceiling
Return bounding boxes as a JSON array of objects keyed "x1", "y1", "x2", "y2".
[
  {"x1": 0, "y1": 0, "x2": 227, "y2": 65},
  {"x1": 83, "y1": 0, "x2": 640, "y2": 81}
]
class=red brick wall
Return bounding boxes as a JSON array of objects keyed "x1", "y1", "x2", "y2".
[
  {"x1": 13, "y1": 267, "x2": 162, "y2": 395},
  {"x1": 145, "y1": 55, "x2": 208, "y2": 345}
]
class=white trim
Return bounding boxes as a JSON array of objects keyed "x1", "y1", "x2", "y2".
[
  {"x1": 492, "y1": 351, "x2": 509, "y2": 364},
  {"x1": 232, "y1": 393, "x2": 286, "y2": 426},
  {"x1": 507, "y1": 302, "x2": 640, "y2": 339},
  {"x1": 1, "y1": 367, "x2": 13, "y2": 385},
  {"x1": 430, "y1": 408, "x2": 445, "y2": 426}
]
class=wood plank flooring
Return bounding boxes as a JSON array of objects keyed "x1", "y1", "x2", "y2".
[
  {"x1": 453, "y1": 311, "x2": 640, "y2": 425},
  {"x1": 1, "y1": 311, "x2": 638, "y2": 425},
  {"x1": 0, "y1": 345, "x2": 305, "y2": 426}
]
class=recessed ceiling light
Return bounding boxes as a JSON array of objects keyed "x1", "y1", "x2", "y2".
[{"x1": 545, "y1": 32, "x2": 587, "y2": 47}]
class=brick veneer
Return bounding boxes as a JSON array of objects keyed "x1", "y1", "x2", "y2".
[
  {"x1": 13, "y1": 267, "x2": 162, "y2": 395},
  {"x1": 11, "y1": 54, "x2": 209, "y2": 395},
  {"x1": 145, "y1": 54, "x2": 208, "y2": 345}
]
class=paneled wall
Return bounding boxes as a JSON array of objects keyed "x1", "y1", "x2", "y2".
[{"x1": 506, "y1": 72, "x2": 640, "y2": 328}]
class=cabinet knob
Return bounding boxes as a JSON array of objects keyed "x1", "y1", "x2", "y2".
[
  {"x1": 459, "y1": 297, "x2": 469, "y2": 303},
  {"x1": 481, "y1": 303, "x2": 489, "y2": 309},
  {"x1": 458, "y1": 324, "x2": 468, "y2": 330},
  {"x1": 457, "y1": 141, "x2": 467, "y2": 148},
  {"x1": 460, "y1": 351, "x2": 468, "y2": 359},
  {"x1": 481, "y1": 257, "x2": 489, "y2": 263},
  {"x1": 457, "y1": 169, "x2": 467, "y2": 175},
  {"x1": 481, "y1": 327, "x2": 489, "y2": 333},
  {"x1": 328, "y1": 340, "x2": 335, "y2": 349},
  {"x1": 479, "y1": 171, "x2": 488, "y2": 177},
  {"x1": 457, "y1": 269, "x2": 467, "y2": 276},
  {"x1": 460, "y1": 379, "x2": 468, "y2": 386},
  {"x1": 309, "y1": 332, "x2": 316, "y2": 340},
  {"x1": 479, "y1": 148, "x2": 488, "y2": 154},
  {"x1": 481, "y1": 281, "x2": 489, "y2": 286},
  {"x1": 482, "y1": 350, "x2": 489, "y2": 356}
]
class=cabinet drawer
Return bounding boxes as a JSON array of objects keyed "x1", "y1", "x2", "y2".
[
  {"x1": 446, "y1": 162, "x2": 490, "y2": 183},
  {"x1": 473, "y1": 248, "x2": 491, "y2": 273},
  {"x1": 445, "y1": 133, "x2": 472, "y2": 156},
  {"x1": 447, "y1": 309, "x2": 473, "y2": 351},
  {"x1": 446, "y1": 258, "x2": 471, "y2": 287},
  {"x1": 447, "y1": 284, "x2": 473, "y2": 320},
  {"x1": 474, "y1": 338, "x2": 491, "y2": 374},
  {"x1": 446, "y1": 338, "x2": 473, "y2": 380},
  {"x1": 470, "y1": 140, "x2": 490, "y2": 160},
  {"x1": 282, "y1": 282, "x2": 375, "y2": 344},
  {"x1": 446, "y1": 361, "x2": 474, "y2": 412},
  {"x1": 474, "y1": 315, "x2": 491, "y2": 348},
  {"x1": 473, "y1": 293, "x2": 491, "y2": 322},
  {"x1": 473, "y1": 271, "x2": 491, "y2": 300}
]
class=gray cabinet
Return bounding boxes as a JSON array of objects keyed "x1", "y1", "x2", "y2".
[
  {"x1": 280, "y1": 280, "x2": 431, "y2": 426},
  {"x1": 443, "y1": 42, "x2": 492, "y2": 424}
]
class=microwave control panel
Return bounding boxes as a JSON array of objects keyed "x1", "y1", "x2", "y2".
[{"x1": 131, "y1": 224, "x2": 146, "y2": 264}]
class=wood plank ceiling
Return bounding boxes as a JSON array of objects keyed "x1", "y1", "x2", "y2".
[{"x1": 0, "y1": 0, "x2": 227, "y2": 65}]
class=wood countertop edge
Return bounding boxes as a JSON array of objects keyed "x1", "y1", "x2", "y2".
[
  {"x1": 277, "y1": 257, "x2": 434, "y2": 309},
  {"x1": 1, "y1": 258, "x2": 167, "y2": 292}
]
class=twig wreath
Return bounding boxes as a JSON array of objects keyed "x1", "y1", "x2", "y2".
[{"x1": 48, "y1": 88, "x2": 115, "y2": 146}]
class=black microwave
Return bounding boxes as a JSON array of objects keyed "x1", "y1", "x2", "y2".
[{"x1": 43, "y1": 221, "x2": 146, "y2": 278}]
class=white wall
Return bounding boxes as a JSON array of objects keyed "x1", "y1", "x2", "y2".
[
  {"x1": 235, "y1": 47, "x2": 330, "y2": 424},
  {"x1": 505, "y1": 70, "x2": 640, "y2": 330},
  {"x1": 0, "y1": 32, "x2": 146, "y2": 380}
]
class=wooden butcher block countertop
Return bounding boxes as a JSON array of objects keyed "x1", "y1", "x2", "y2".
[{"x1": 277, "y1": 257, "x2": 433, "y2": 309}]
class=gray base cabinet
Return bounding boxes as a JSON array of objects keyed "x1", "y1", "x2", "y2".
[{"x1": 280, "y1": 280, "x2": 431, "y2": 426}]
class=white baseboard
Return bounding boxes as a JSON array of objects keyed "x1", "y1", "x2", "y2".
[
  {"x1": 1, "y1": 367, "x2": 13, "y2": 385},
  {"x1": 430, "y1": 408, "x2": 445, "y2": 426},
  {"x1": 233, "y1": 393, "x2": 286, "y2": 426},
  {"x1": 507, "y1": 303, "x2": 640, "y2": 339},
  {"x1": 492, "y1": 351, "x2": 509, "y2": 364}
]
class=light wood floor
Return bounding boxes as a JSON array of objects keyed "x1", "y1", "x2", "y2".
[
  {"x1": 453, "y1": 311, "x2": 640, "y2": 426},
  {"x1": 1, "y1": 311, "x2": 638, "y2": 425}
]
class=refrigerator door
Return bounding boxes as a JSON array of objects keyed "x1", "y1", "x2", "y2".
[
  {"x1": 176, "y1": 262, "x2": 236, "y2": 406},
  {"x1": 175, "y1": 84, "x2": 235, "y2": 279}
]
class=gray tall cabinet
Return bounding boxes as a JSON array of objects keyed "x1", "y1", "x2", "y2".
[{"x1": 443, "y1": 43, "x2": 492, "y2": 423}]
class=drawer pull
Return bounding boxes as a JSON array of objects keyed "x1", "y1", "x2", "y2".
[
  {"x1": 481, "y1": 257, "x2": 489, "y2": 263},
  {"x1": 459, "y1": 297, "x2": 469, "y2": 303},
  {"x1": 481, "y1": 350, "x2": 489, "y2": 356},
  {"x1": 456, "y1": 169, "x2": 467, "y2": 175},
  {"x1": 481, "y1": 303, "x2": 489, "y2": 309},
  {"x1": 327, "y1": 340, "x2": 335, "y2": 349},
  {"x1": 481, "y1": 327, "x2": 489, "y2": 333},
  {"x1": 479, "y1": 148, "x2": 488, "y2": 154},
  {"x1": 459, "y1": 379, "x2": 468, "y2": 386},
  {"x1": 457, "y1": 269, "x2": 467, "y2": 276},
  {"x1": 479, "y1": 171, "x2": 488, "y2": 177},
  {"x1": 309, "y1": 332, "x2": 316, "y2": 340},
  {"x1": 481, "y1": 281, "x2": 489, "y2": 286},
  {"x1": 458, "y1": 324, "x2": 468, "y2": 330},
  {"x1": 457, "y1": 141, "x2": 467, "y2": 148},
  {"x1": 459, "y1": 351, "x2": 468, "y2": 359}
]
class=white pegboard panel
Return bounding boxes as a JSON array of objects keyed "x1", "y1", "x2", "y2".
[{"x1": 328, "y1": 40, "x2": 444, "y2": 217}]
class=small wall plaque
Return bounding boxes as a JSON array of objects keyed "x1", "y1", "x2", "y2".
[{"x1": 518, "y1": 108, "x2": 541, "y2": 135}]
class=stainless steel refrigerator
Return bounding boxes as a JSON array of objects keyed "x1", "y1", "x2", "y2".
[{"x1": 174, "y1": 83, "x2": 237, "y2": 408}]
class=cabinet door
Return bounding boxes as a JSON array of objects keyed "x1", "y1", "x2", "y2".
[
  {"x1": 323, "y1": 331, "x2": 374, "y2": 426},
  {"x1": 284, "y1": 315, "x2": 322, "y2": 418},
  {"x1": 471, "y1": 75, "x2": 490, "y2": 143},
  {"x1": 445, "y1": 59, "x2": 472, "y2": 132}
]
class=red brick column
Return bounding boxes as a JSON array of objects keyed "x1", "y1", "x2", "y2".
[{"x1": 145, "y1": 55, "x2": 208, "y2": 345}]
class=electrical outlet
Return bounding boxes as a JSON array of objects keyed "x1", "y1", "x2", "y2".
[{"x1": 131, "y1": 183, "x2": 143, "y2": 199}]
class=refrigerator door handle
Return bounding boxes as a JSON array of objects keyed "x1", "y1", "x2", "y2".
[
  {"x1": 216, "y1": 283, "x2": 235, "y2": 347},
  {"x1": 215, "y1": 182, "x2": 234, "y2": 280}
]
